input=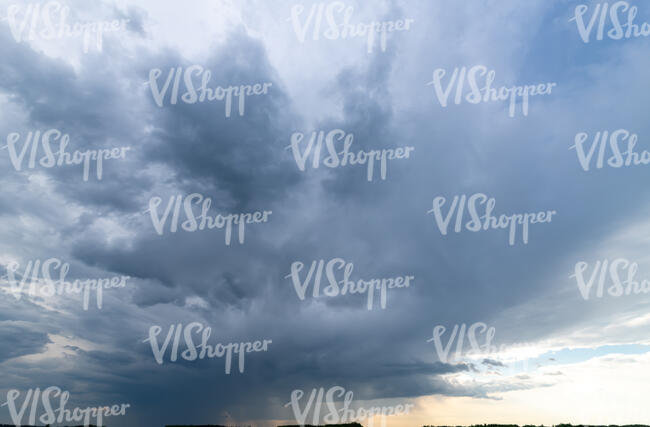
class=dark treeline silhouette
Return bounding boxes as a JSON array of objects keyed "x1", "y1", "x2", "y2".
[
  {"x1": 165, "y1": 425, "x2": 248, "y2": 427},
  {"x1": 167, "y1": 424, "x2": 361, "y2": 427},
  {"x1": 165, "y1": 424, "x2": 255, "y2": 427},
  {"x1": 0, "y1": 425, "x2": 101, "y2": 427},
  {"x1": 165, "y1": 425, "x2": 252, "y2": 427},
  {"x1": 279, "y1": 424, "x2": 363, "y2": 427},
  {"x1": 2, "y1": 423, "x2": 646, "y2": 427},
  {"x1": 166, "y1": 425, "x2": 247, "y2": 427},
  {"x1": 423, "y1": 425, "x2": 650, "y2": 427}
]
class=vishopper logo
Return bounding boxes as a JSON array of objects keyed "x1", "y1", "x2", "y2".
[
  {"x1": 289, "y1": 1, "x2": 414, "y2": 53},
  {"x1": 0, "y1": 258, "x2": 129, "y2": 310},
  {"x1": 570, "y1": 1, "x2": 650, "y2": 43},
  {"x1": 145, "y1": 193, "x2": 272, "y2": 246},
  {"x1": 572, "y1": 259, "x2": 650, "y2": 300},
  {"x1": 1, "y1": 129, "x2": 131, "y2": 182},
  {"x1": 147, "y1": 66, "x2": 272, "y2": 117},
  {"x1": 3, "y1": 1, "x2": 129, "y2": 53},
  {"x1": 427, "y1": 193, "x2": 557, "y2": 246},
  {"x1": 286, "y1": 129, "x2": 415, "y2": 182},
  {"x1": 571, "y1": 129, "x2": 650, "y2": 171},
  {"x1": 1, "y1": 386, "x2": 130, "y2": 427},
  {"x1": 426, "y1": 65, "x2": 557, "y2": 117},
  {"x1": 284, "y1": 386, "x2": 414, "y2": 427},
  {"x1": 286, "y1": 258, "x2": 414, "y2": 311},
  {"x1": 426, "y1": 323, "x2": 534, "y2": 374},
  {"x1": 427, "y1": 322, "x2": 496, "y2": 364},
  {"x1": 143, "y1": 322, "x2": 272, "y2": 374}
]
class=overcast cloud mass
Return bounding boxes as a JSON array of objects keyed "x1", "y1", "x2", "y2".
[{"x1": 0, "y1": 0, "x2": 649, "y2": 426}]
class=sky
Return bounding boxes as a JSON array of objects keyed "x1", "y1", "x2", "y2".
[{"x1": 0, "y1": 0, "x2": 649, "y2": 426}]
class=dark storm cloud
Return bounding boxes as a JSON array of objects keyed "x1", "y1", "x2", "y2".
[
  {"x1": 0, "y1": 25, "x2": 151, "y2": 212},
  {"x1": 0, "y1": 323, "x2": 50, "y2": 363},
  {"x1": 1, "y1": 0, "x2": 650, "y2": 425},
  {"x1": 134, "y1": 31, "x2": 303, "y2": 211}
]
